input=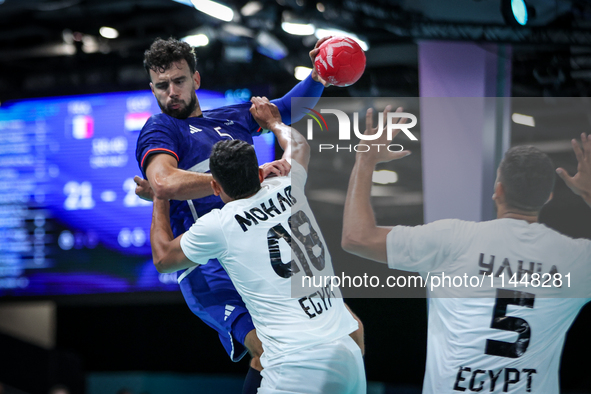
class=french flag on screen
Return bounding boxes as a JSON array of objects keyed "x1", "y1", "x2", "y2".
[{"x1": 72, "y1": 115, "x2": 94, "y2": 139}]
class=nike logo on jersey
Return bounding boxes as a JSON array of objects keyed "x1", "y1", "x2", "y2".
[
  {"x1": 224, "y1": 304, "x2": 235, "y2": 321},
  {"x1": 189, "y1": 125, "x2": 202, "y2": 134}
]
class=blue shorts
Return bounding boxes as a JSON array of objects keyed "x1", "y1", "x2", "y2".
[{"x1": 178, "y1": 258, "x2": 255, "y2": 361}]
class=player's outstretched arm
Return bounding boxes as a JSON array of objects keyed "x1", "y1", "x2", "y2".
[
  {"x1": 150, "y1": 197, "x2": 195, "y2": 273},
  {"x1": 556, "y1": 133, "x2": 591, "y2": 208},
  {"x1": 341, "y1": 107, "x2": 411, "y2": 263},
  {"x1": 250, "y1": 97, "x2": 310, "y2": 171},
  {"x1": 267, "y1": 37, "x2": 331, "y2": 126},
  {"x1": 137, "y1": 153, "x2": 289, "y2": 200},
  {"x1": 143, "y1": 154, "x2": 214, "y2": 201}
]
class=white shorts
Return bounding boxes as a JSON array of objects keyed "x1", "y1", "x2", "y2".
[{"x1": 258, "y1": 335, "x2": 366, "y2": 394}]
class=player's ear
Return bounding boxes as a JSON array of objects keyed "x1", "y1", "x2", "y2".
[
  {"x1": 493, "y1": 181, "x2": 505, "y2": 204},
  {"x1": 211, "y1": 179, "x2": 222, "y2": 196},
  {"x1": 193, "y1": 71, "x2": 201, "y2": 90},
  {"x1": 492, "y1": 169, "x2": 501, "y2": 202},
  {"x1": 149, "y1": 82, "x2": 155, "y2": 94},
  {"x1": 258, "y1": 168, "x2": 264, "y2": 183}
]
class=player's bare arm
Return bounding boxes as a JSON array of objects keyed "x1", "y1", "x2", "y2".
[
  {"x1": 341, "y1": 106, "x2": 411, "y2": 263},
  {"x1": 150, "y1": 197, "x2": 195, "y2": 273},
  {"x1": 142, "y1": 154, "x2": 215, "y2": 201},
  {"x1": 136, "y1": 152, "x2": 289, "y2": 201},
  {"x1": 249, "y1": 96, "x2": 311, "y2": 171},
  {"x1": 556, "y1": 133, "x2": 591, "y2": 208},
  {"x1": 244, "y1": 330, "x2": 263, "y2": 372}
]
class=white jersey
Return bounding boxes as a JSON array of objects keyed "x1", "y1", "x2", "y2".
[
  {"x1": 386, "y1": 218, "x2": 591, "y2": 394},
  {"x1": 180, "y1": 160, "x2": 358, "y2": 363}
]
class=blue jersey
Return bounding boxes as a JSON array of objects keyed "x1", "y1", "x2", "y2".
[
  {"x1": 135, "y1": 75, "x2": 324, "y2": 361},
  {"x1": 137, "y1": 104, "x2": 261, "y2": 236}
]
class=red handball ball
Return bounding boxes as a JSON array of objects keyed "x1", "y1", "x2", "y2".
[{"x1": 314, "y1": 37, "x2": 366, "y2": 87}]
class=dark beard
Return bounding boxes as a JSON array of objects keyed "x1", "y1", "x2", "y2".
[{"x1": 159, "y1": 93, "x2": 197, "y2": 119}]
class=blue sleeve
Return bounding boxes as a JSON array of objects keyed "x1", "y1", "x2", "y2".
[
  {"x1": 204, "y1": 103, "x2": 263, "y2": 137},
  {"x1": 135, "y1": 115, "x2": 180, "y2": 177},
  {"x1": 209, "y1": 74, "x2": 323, "y2": 135},
  {"x1": 270, "y1": 73, "x2": 324, "y2": 125}
]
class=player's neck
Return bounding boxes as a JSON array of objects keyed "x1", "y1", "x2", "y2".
[
  {"x1": 223, "y1": 187, "x2": 262, "y2": 203},
  {"x1": 189, "y1": 107, "x2": 202, "y2": 118},
  {"x1": 496, "y1": 205, "x2": 539, "y2": 224},
  {"x1": 189, "y1": 97, "x2": 203, "y2": 118}
]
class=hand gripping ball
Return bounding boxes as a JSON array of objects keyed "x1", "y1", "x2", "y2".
[{"x1": 314, "y1": 37, "x2": 366, "y2": 87}]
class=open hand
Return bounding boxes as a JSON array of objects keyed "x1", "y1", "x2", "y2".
[
  {"x1": 357, "y1": 106, "x2": 411, "y2": 164},
  {"x1": 556, "y1": 133, "x2": 591, "y2": 204}
]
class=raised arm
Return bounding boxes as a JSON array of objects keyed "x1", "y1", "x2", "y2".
[
  {"x1": 270, "y1": 37, "x2": 331, "y2": 125},
  {"x1": 150, "y1": 197, "x2": 194, "y2": 273},
  {"x1": 249, "y1": 97, "x2": 310, "y2": 171},
  {"x1": 556, "y1": 133, "x2": 591, "y2": 208},
  {"x1": 341, "y1": 107, "x2": 411, "y2": 263}
]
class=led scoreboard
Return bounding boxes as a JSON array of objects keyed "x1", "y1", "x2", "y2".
[{"x1": 0, "y1": 90, "x2": 275, "y2": 297}]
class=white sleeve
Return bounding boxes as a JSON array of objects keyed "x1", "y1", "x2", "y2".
[
  {"x1": 568, "y1": 239, "x2": 591, "y2": 298},
  {"x1": 180, "y1": 211, "x2": 227, "y2": 265},
  {"x1": 386, "y1": 219, "x2": 458, "y2": 273},
  {"x1": 290, "y1": 159, "x2": 307, "y2": 191}
]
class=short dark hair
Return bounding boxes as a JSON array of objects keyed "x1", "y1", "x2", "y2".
[
  {"x1": 498, "y1": 145, "x2": 555, "y2": 212},
  {"x1": 143, "y1": 37, "x2": 197, "y2": 78},
  {"x1": 210, "y1": 140, "x2": 261, "y2": 199}
]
